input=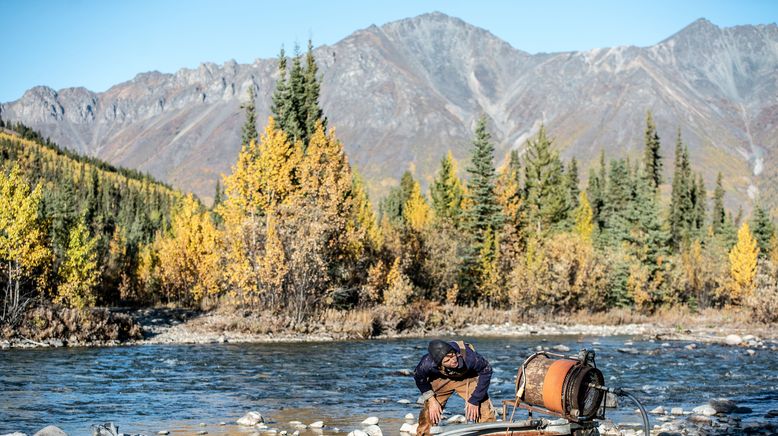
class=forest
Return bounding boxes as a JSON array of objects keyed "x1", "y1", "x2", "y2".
[{"x1": 1, "y1": 42, "x2": 776, "y2": 335}]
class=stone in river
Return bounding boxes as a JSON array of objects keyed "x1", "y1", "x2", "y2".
[
  {"x1": 725, "y1": 334, "x2": 742, "y2": 346},
  {"x1": 400, "y1": 423, "x2": 418, "y2": 434},
  {"x1": 650, "y1": 406, "x2": 665, "y2": 414},
  {"x1": 404, "y1": 413, "x2": 414, "y2": 420},
  {"x1": 1, "y1": 433, "x2": 28, "y2": 436},
  {"x1": 692, "y1": 405, "x2": 717, "y2": 416},
  {"x1": 709, "y1": 398, "x2": 737, "y2": 414},
  {"x1": 157, "y1": 432, "x2": 170, "y2": 436},
  {"x1": 309, "y1": 421, "x2": 324, "y2": 428},
  {"x1": 670, "y1": 407, "x2": 684, "y2": 415},
  {"x1": 237, "y1": 411, "x2": 264, "y2": 426},
  {"x1": 363, "y1": 425, "x2": 382, "y2": 436},
  {"x1": 688, "y1": 414, "x2": 712, "y2": 425},
  {"x1": 196, "y1": 432, "x2": 207, "y2": 435},
  {"x1": 33, "y1": 427, "x2": 67, "y2": 436},
  {"x1": 362, "y1": 417, "x2": 379, "y2": 425},
  {"x1": 446, "y1": 415, "x2": 466, "y2": 424},
  {"x1": 552, "y1": 344, "x2": 570, "y2": 352},
  {"x1": 398, "y1": 399, "x2": 411, "y2": 404},
  {"x1": 617, "y1": 347, "x2": 640, "y2": 355},
  {"x1": 348, "y1": 431, "x2": 368, "y2": 436},
  {"x1": 746, "y1": 349, "x2": 756, "y2": 356}
]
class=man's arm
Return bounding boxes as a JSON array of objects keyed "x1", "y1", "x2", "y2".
[
  {"x1": 414, "y1": 355, "x2": 436, "y2": 402},
  {"x1": 466, "y1": 350, "x2": 493, "y2": 405}
]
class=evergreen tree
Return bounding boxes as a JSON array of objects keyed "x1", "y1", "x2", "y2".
[
  {"x1": 691, "y1": 173, "x2": 707, "y2": 236},
  {"x1": 750, "y1": 204, "x2": 775, "y2": 256},
  {"x1": 380, "y1": 171, "x2": 415, "y2": 224},
  {"x1": 643, "y1": 111, "x2": 662, "y2": 190},
  {"x1": 601, "y1": 158, "x2": 632, "y2": 242},
  {"x1": 669, "y1": 130, "x2": 693, "y2": 248},
  {"x1": 524, "y1": 125, "x2": 569, "y2": 234},
  {"x1": 567, "y1": 157, "x2": 580, "y2": 212},
  {"x1": 240, "y1": 87, "x2": 258, "y2": 146},
  {"x1": 430, "y1": 151, "x2": 464, "y2": 226},
  {"x1": 711, "y1": 172, "x2": 726, "y2": 234},
  {"x1": 270, "y1": 47, "x2": 289, "y2": 128},
  {"x1": 464, "y1": 116, "x2": 503, "y2": 243},
  {"x1": 286, "y1": 44, "x2": 306, "y2": 143},
  {"x1": 303, "y1": 39, "x2": 326, "y2": 144}
]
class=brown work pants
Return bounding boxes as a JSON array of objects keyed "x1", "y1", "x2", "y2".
[{"x1": 417, "y1": 376, "x2": 496, "y2": 436}]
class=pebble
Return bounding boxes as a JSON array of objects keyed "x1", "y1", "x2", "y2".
[
  {"x1": 688, "y1": 414, "x2": 713, "y2": 425},
  {"x1": 446, "y1": 415, "x2": 466, "y2": 424},
  {"x1": 404, "y1": 413, "x2": 415, "y2": 420},
  {"x1": 725, "y1": 334, "x2": 742, "y2": 346},
  {"x1": 671, "y1": 407, "x2": 684, "y2": 415},
  {"x1": 650, "y1": 406, "x2": 665, "y2": 414},
  {"x1": 684, "y1": 343, "x2": 697, "y2": 350},
  {"x1": 219, "y1": 422, "x2": 226, "y2": 426},
  {"x1": 746, "y1": 349, "x2": 756, "y2": 356},
  {"x1": 279, "y1": 431, "x2": 287, "y2": 436},
  {"x1": 292, "y1": 431, "x2": 299, "y2": 436},
  {"x1": 397, "y1": 399, "x2": 411, "y2": 404},
  {"x1": 552, "y1": 344, "x2": 570, "y2": 352},
  {"x1": 199, "y1": 423, "x2": 206, "y2": 427},
  {"x1": 617, "y1": 347, "x2": 640, "y2": 355},
  {"x1": 348, "y1": 430, "x2": 368, "y2": 436},
  {"x1": 661, "y1": 343, "x2": 671, "y2": 348},
  {"x1": 362, "y1": 417, "x2": 379, "y2": 425},
  {"x1": 289, "y1": 421, "x2": 302, "y2": 426},
  {"x1": 237, "y1": 411, "x2": 264, "y2": 426},
  {"x1": 309, "y1": 421, "x2": 324, "y2": 428},
  {"x1": 157, "y1": 432, "x2": 169, "y2": 435},
  {"x1": 363, "y1": 425, "x2": 382, "y2": 436}
]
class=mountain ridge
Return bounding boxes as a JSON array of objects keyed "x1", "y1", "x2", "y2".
[{"x1": 1, "y1": 13, "x2": 776, "y2": 214}]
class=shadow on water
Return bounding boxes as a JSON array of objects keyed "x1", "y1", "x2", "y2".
[{"x1": 1, "y1": 336, "x2": 776, "y2": 435}]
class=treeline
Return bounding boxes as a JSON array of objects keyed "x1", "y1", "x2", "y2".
[
  {"x1": 0, "y1": 123, "x2": 181, "y2": 325},
  {"x1": 2, "y1": 43, "x2": 776, "y2": 328}
]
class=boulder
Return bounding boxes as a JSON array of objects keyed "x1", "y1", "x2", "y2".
[
  {"x1": 724, "y1": 334, "x2": 742, "y2": 346},
  {"x1": 157, "y1": 432, "x2": 170, "y2": 435},
  {"x1": 361, "y1": 417, "x2": 379, "y2": 425},
  {"x1": 670, "y1": 407, "x2": 684, "y2": 415},
  {"x1": 363, "y1": 425, "x2": 382, "y2": 436},
  {"x1": 650, "y1": 406, "x2": 665, "y2": 414},
  {"x1": 399, "y1": 423, "x2": 418, "y2": 434},
  {"x1": 33, "y1": 427, "x2": 67, "y2": 436},
  {"x1": 309, "y1": 421, "x2": 324, "y2": 429},
  {"x1": 684, "y1": 344, "x2": 697, "y2": 350},
  {"x1": 687, "y1": 414, "x2": 712, "y2": 425},
  {"x1": 709, "y1": 398, "x2": 737, "y2": 414},
  {"x1": 347, "y1": 431, "x2": 368, "y2": 436},
  {"x1": 404, "y1": 413, "x2": 415, "y2": 420},
  {"x1": 1, "y1": 433, "x2": 28, "y2": 436},
  {"x1": 742, "y1": 335, "x2": 756, "y2": 342},
  {"x1": 91, "y1": 423, "x2": 119, "y2": 436},
  {"x1": 746, "y1": 349, "x2": 756, "y2": 357},
  {"x1": 237, "y1": 411, "x2": 264, "y2": 426},
  {"x1": 617, "y1": 348, "x2": 640, "y2": 355},
  {"x1": 692, "y1": 405, "x2": 717, "y2": 416}
]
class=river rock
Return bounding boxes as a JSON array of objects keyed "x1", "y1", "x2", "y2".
[
  {"x1": 291, "y1": 432, "x2": 299, "y2": 436},
  {"x1": 196, "y1": 431, "x2": 207, "y2": 435},
  {"x1": 692, "y1": 405, "x2": 717, "y2": 416},
  {"x1": 363, "y1": 425, "x2": 382, "y2": 436},
  {"x1": 670, "y1": 407, "x2": 684, "y2": 415},
  {"x1": 746, "y1": 349, "x2": 756, "y2": 356},
  {"x1": 709, "y1": 398, "x2": 737, "y2": 414},
  {"x1": 157, "y1": 432, "x2": 169, "y2": 435},
  {"x1": 347, "y1": 430, "x2": 368, "y2": 436},
  {"x1": 650, "y1": 406, "x2": 665, "y2": 414},
  {"x1": 404, "y1": 413, "x2": 414, "y2": 420},
  {"x1": 552, "y1": 344, "x2": 570, "y2": 352},
  {"x1": 724, "y1": 334, "x2": 742, "y2": 346},
  {"x1": 397, "y1": 399, "x2": 411, "y2": 404},
  {"x1": 617, "y1": 347, "x2": 640, "y2": 355},
  {"x1": 2, "y1": 433, "x2": 28, "y2": 436},
  {"x1": 399, "y1": 423, "x2": 418, "y2": 434},
  {"x1": 687, "y1": 414, "x2": 713, "y2": 425},
  {"x1": 237, "y1": 411, "x2": 264, "y2": 426},
  {"x1": 446, "y1": 415, "x2": 466, "y2": 424},
  {"x1": 684, "y1": 343, "x2": 697, "y2": 350},
  {"x1": 742, "y1": 335, "x2": 756, "y2": 342},
  {"x1": 33, "y1": 427, "x2": 67, "y2": 436},
  {"x1": 0, "y1": 340, "x2": 10, "y2": 349},
  {"x1": 361, "y1": 417, "x2": 379, "y2": 425},
  {"x1": 309, "y1": 421, "x2": 324, "y2": 428},
  {"x1": 91, "y1": 423, "x2": 119, "y2": 436}
]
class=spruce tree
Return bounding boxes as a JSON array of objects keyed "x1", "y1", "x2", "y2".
[
  {"x1": 692, "y1": 173, "x2": 707, "y2": 235},
  {"x1": 711, "y1": 172, "x2": 726, "y2": 234},
  {"x1": 524, "y1": 124, "x2": 569, "y2": 234},
  {"x1": 567, "y1": 158, "x2": 580, "y2": 213},
  {"x1": 380, "y1": 171, "x2": 415, "y2": 224},
  {"x1": 430, "y1": 151, "x2": 464, "y2": 226},
  {"x1": 669, "y1": 130, "x2": 693, "y2": 248},
  {"x1": 303, "y1": 39, "x2": 326, "y2": 144},
  {"x1": 240, "y1": 87, "x2": 258, "y2": 146},
  {"x1": 271, "y1": 47, "x2": 289, "y2": 125},
  {"x1": 286, "y1": 44, "x2": 306, "y2": 143},
  {"x1": 465, "y1": 116, "x2": 503, "y2": 242},
  {"x1": 643, "y1": 111, "x2": 662, "y2": 190},
  {"x1": 750, "y1": 204, "x2": 775, "y2": 256}
]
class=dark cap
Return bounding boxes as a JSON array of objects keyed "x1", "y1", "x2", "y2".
[{"x1": 428, "y1": 339, "x2": 454, "y2": 365}]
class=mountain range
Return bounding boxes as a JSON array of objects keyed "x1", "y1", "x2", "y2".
[{"x1": 1, "y1": 12, "x2": 776, "y2": 214}]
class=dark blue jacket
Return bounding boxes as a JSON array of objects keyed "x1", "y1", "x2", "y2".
[{"x1": 413, "y1": 341, "x2": 492, "y2": 405}]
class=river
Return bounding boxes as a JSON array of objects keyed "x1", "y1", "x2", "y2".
[{"x1": 1, "y1": 336, "x2": 776, "y2": 435}]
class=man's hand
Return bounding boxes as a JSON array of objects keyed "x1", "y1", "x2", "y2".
[
  {"x1": 428, "y1": 398, "x2": 443, "y2": 424},
  {"x1": 465, "y1": 402, "x2": 480, "y2": 422}
]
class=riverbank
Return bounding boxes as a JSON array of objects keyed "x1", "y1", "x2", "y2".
[{"x1": 3, "y1": 304, "x2": 775, "y2": 350}]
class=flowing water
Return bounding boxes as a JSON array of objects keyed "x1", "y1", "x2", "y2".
[{"x1": 1, "y1": 336, "x2": 776, "y2": 435}]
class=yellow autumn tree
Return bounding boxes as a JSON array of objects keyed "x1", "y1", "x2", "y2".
[
  {"x1": 384, "y1": 257, "x2": 413, "y2": 309},
  {"x1": 257, "y1": 215, "x2": 288, "y2": 309},
  {"x1": 477, "y1": 228, "x2": 502, "y2": 306},
  {"x1": 350, "y1": 170, "x2": 382, "y2": 255},
  {"x1": 0, "y1": 165, "x2": 51, "y2": 322},
  {"x1": 728, "y1": 222, "x2": 759, "y2": 302},
  {"x1": 156, "y1": 194, "x2": 222, "y2": 307},
  {"x1": 55, "y1": 218, "x2": 100, "y2": 309},
  {"x1": 403, "y1": 180, "x2": 432, "y2": 232},
  {"x1": 573, "y1": 191, "x2": 594, "y2": 241}
]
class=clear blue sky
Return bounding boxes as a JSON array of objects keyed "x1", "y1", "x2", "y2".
[{"x1": 1, "y1": 0, "x2": 776, "y2": 102}]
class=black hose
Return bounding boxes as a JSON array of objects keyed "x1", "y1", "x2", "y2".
[{"x1": 617, "y1": 389, "x2": 650, "y2": 436}]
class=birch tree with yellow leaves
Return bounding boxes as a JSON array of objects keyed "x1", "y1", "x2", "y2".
[
  {"x1": 55, "y1": 218, "x2": 100, "y2": 309},
  {"x1": 728, "y1": 222, "x2": 759, "y2": 302},
  {"x1": 0, "y1": 165, "x2": 51, "y2": 323}
]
